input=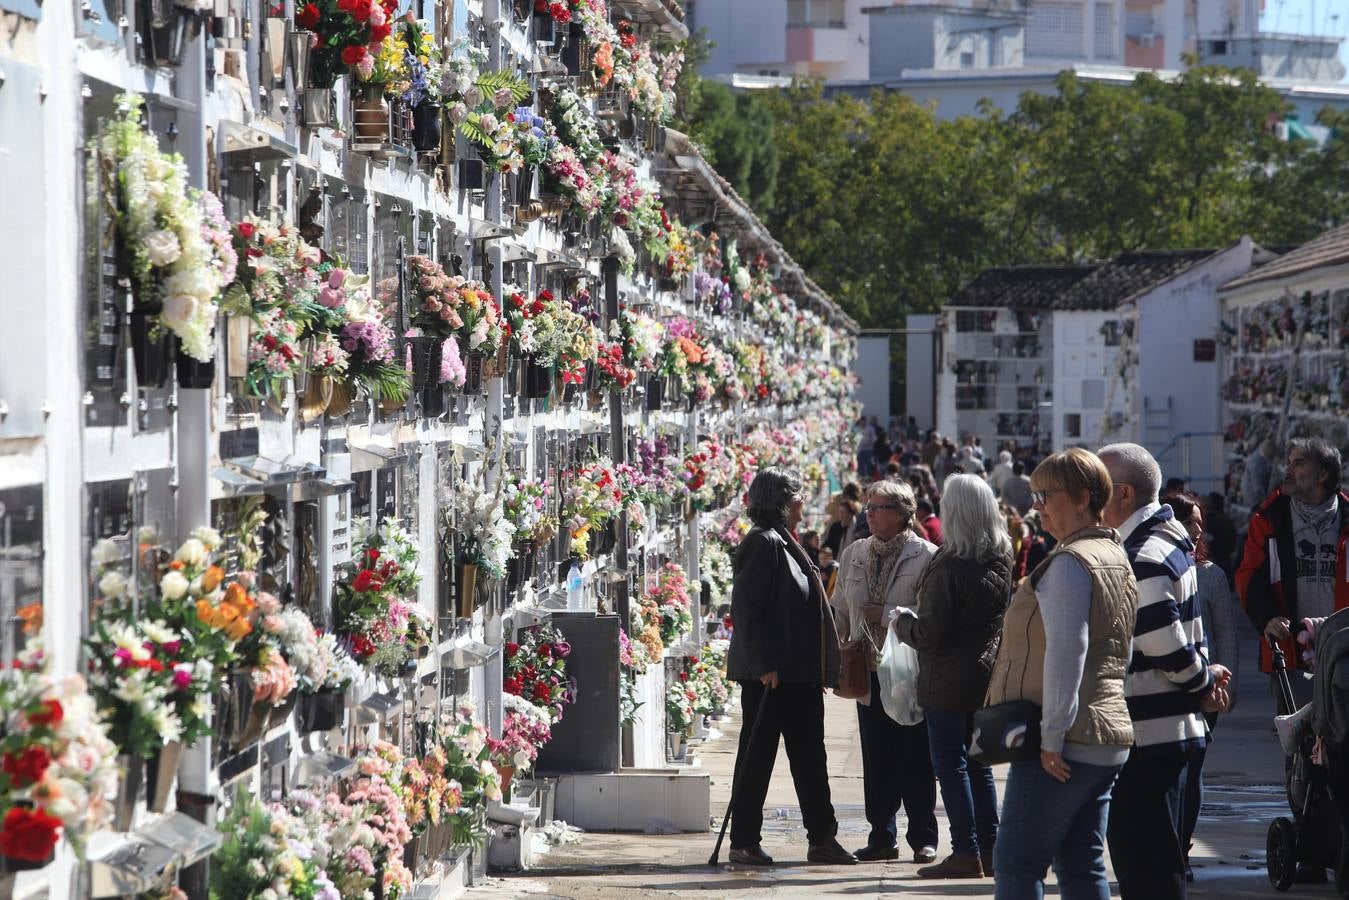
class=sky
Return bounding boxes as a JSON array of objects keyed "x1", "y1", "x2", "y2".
[{"x1": 1261, "y1": 0, "x2": 1349, "y2": 82}]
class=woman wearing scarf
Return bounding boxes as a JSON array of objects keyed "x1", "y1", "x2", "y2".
[
  {"x1": 830, "y1": 479, "x2": 939, "y2": 862},
  {"x1": 725, "y1": 467, "x2": 856, "y2": 867}
]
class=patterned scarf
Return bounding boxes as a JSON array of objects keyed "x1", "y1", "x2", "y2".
[{"x1": 861, "y1": 531, "x2": 907, "y2": 608}]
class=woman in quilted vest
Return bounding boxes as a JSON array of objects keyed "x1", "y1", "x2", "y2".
[
  {"x1": 893, "y1": 474, "x2": 1013, "y2": 880},
  {"x1": 987, "y1": 448, "x2": 1139, "y2": 900}
]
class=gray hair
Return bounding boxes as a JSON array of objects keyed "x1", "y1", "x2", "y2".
[
  {"x1": 1289, "y1": 437, "x2": 1343, "y2": 492},
  {"x1": 746, "y1": 467, "x2": 803, "y2": 529},
  {"x1": 940, "y1": 474, "x2": 1013, "y2": 561},
  {"x1": 867, "y1": 479, "x2": 917, "y2": 529},
  {"x1": 1098, "y1": 442, "x2": 1162, "y2": 506},
  {"x1": 998, "y1": 450, "x2": 1013, "y2": 464}
]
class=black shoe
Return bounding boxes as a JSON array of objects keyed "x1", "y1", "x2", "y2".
[
  {"x1": 1294, "y1": 863, "x2": 1328, "y2": 884},
  {"x1": 913, "y1": 845, "x2": 938, "y2": 863},
  {"x1": 728, "y1": 845, "x2": 774, "y2": 866},
  {"x1": 853, "y1": 844, "x2": 899, "y2": 862},
  {"x1": 807, "y1": 838, "x2": 857, "y2": 865}
]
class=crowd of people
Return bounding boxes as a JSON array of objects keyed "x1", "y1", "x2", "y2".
[{"x1": 724, "y1": 424, "x2": 1349, "y2": 900}]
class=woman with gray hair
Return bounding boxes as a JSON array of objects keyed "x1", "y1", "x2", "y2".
[
  {"x1": 893, "y1": 474, "x2": 1014, "y2": 879},
  {"x1": 725, "y1": 467, "x2": 855, "y2": 867},
  {"x1": 830, "y1": 479, "x2": 940, "y2": 862}
]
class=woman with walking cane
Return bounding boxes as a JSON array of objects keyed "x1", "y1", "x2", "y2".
[{"x1": 719, "y1": 467, "x2": 856, "y2": 867}]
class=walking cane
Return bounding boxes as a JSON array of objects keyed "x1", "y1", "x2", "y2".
[{"x1": 708, "y1": 684, "x2": 774, "y2": 866}]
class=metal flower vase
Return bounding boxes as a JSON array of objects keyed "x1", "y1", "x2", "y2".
[
  {"x1": 218, "y1": 668, "x2": 269, "y2": 748},
  {"x1": 644, "y1": 375, "x2": 664, "y2": 411},
  {"x1": 406, "y1": 335, "x2": 443, "y2": 392},
  {"x1": 130, "y1": 308, "x2": 173, "y2": 389},
  {"x1": 411, "y1": 103, "x2": 442, "y2": 152},
  {"x1": 523, "y1": 356, "x2": 553, "y2": 399},
  {"x1": 298, "y1": 688, "x2": 345, "y2": 732},
  {"x1": 456, "y1": 562, "x2": 479, "y2": 619},
  {"x1": 113, "y1": 754, "x2": 144, "y2": 831},
  {"x1": 462, "y1": 350, "x2": 486, "y2": 394},
  {"x1": 146, "y1": 741, "x2": 183, "y2": 813}
]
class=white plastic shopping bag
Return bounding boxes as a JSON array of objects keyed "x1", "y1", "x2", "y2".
[{"x1": 877, "y1": 627, "x2": 923, "y2": 725}]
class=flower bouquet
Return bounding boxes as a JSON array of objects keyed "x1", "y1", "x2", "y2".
[
  {"x1": 665, "y1": 682, "x2": 695, "y2": 735},
  {"x1": 501, "y1": 475, "x2": 557, "y2": 593},
  {"x1": 487, "y1": 693, "x2": 553, "y2": 794},
  {"x1": 336, "y1": 519, "x2": 431, "y2": 679},
  {"x1": 211, "y1": 787, "x2": 343, "y2": 900},
  {"x1": 503, "y1": 623, "x2": 574, "y2": 723},
  {"x1": 451, "y1": 474, "x2": 515, "y2": 582},
  {"x1": 646, "y1": 562, "x2": 693, "y2": 646},
  {"x1": 433, "y1": 700, "x2": 501, "y2": 848},
  {"x1": 0, "y1": 640, "x2": 118, "y2": 866},
  {"x1": 95, "y1": 95, "x2": 229, "y2": 384},
  {"x1": 346, "y1": 742, "x2": 415, "y2": 890},
  {"x1": 561, "y1": 461, "x2": 623, "y2": 560}
]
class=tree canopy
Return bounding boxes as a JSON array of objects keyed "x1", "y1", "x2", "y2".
[{"x1": 675, "y1": 56, "x2": 1349, "y2": 330}]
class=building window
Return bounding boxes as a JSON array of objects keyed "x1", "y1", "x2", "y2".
[
  {"x1": 1063, "y1": 413, "x2": 1082, "y2": 438},
  {"x1": 1017, "y1": 386, "x2": 1038, "y2": 410},
  {"x1": 954, "y1": 310, "x2": 996, "y2": 333},
  {"x1": 960, "y1": 51, "x2": 975, "y2": 68},
  {"x1": 1101, "y1": 320, "x2": 1122, "y2": 346},
  {"x1": 1093, "y1": 1, "x2": 1118, "y2": 59},
  {"x1": 787, "y1": 0, "x2": 844, "y2": 28},
  {"x1": 1211, "y1": 39, "x2": 1227, "y2": 56},
  {"x1": 1027, "y1": 1, "x2": 1084, "y2": 59}
]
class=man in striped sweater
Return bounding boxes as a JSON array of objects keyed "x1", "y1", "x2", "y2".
[{"x1": 1099, "y1": 444, "x2": 1232, "y2": 900}]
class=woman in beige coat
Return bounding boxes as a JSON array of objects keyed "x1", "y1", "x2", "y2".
[{"x1": 829, "y1": 479, "x2": 939, "y2": 862}]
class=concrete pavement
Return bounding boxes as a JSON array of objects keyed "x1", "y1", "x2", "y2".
[{"x1": 471, "y1": 627, "x2": 1337, "y2": 898}]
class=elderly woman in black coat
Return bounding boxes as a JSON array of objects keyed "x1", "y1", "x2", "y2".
[{"x1": 725, "y1": 467, "x2": 855, "y2": 867}]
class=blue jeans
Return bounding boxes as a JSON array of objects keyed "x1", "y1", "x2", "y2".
[
  {"x1": 926, "y1": 709, "x2": 998, "y2": 854},
  {"x1": 993, "y1": 757, "x2": 1121, "y2": 900}
]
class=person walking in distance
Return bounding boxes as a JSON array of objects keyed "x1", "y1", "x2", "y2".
[
  {"x1": 1162, "y1": 491, "x2": 1240, "y2": 882},
  {"x1": 830, "y1": 480, "x2": 940, "y2": 863},
  {"x1": 724, "y1": 467, "x2": 856, "y2": 867},
  {"x1": 1098, "y1": 443, "x2": 1231, "y2": 900},
  {"x1": 1002, "y1": 461, "x2": 1034, "y2": 517},
  {"x1": 989, "y1": 448, "x2": 1137, "y2": 900},
  {"x1": 892, "y1": 475, "x2": 1013, "y2": 879},
  {"x1": 1234, "y1": 438, "x2": 1349, "y2": 883}
]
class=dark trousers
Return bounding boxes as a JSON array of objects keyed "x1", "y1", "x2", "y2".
[
  {"x1": 729, "y1": 680, "x2": 838, "y2": 849},
  {"x1": 926, "y1": 709, "x2": 998, "y2": 854},
  {"x1": 857, "y1": 671, "x2": 938, "y2": 851},
  {"x1": 1107, "y1": 744, "x2": 1190, "y2": 900},
  {"x1": 1179, "y1": 714, "x2": 1217, "y2": 860}
]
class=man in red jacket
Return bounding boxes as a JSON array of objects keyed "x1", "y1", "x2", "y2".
[
  {"x1": 1236, "y1": 438, "x2": 1349, "y2": 885},
  {"x1": 1237, "y1": 438, "x2": 1349, "y2": 687}
]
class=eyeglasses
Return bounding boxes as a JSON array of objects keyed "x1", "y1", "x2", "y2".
[
  {"x1": 864, "y1": 504, "x2": 899, "y2": 514},
  {"x1": 1031, "y1": 489, "x2": 1060, "y2": 507}
]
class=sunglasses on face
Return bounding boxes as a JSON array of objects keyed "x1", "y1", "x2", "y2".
[
  {"x1": 864, "y1": 503, "x2": 899, "y2": 514},
  {"x1": 1031, "y1": 489, "x2": 1060, "y2": 507}
]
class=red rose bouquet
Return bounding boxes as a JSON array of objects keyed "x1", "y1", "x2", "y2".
[
  {"x1": 294, "y1": 0, "x2": 399, "y2": 87},
  {"x1": 502, "y1": 624, "x2": 573, "y2": 723}
]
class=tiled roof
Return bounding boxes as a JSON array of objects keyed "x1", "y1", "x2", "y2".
[
  {"x1": 948, "y1": 264, "x2": 1101, "y2": 310},
  {"x1": 1051, "y1": 249, "x2": 1217, "y2": 311},
  {"x1": 1221, "y1": 222, "x2": 1349, "y2": 291}
]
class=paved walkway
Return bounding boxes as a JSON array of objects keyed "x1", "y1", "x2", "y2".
[{"x1": 473, "y1": 628, "x2": 1333, "y2": 898}]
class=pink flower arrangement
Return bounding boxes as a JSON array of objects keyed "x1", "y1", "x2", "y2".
[{"x1": 440, "y1": 335, "x2": 467, "y2": 387}]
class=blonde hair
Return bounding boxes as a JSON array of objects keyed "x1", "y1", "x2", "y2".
[{"x1": 1029, "y1": 448, "x2": 1113, "y2": 516}]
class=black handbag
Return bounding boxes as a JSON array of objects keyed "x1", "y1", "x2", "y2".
[{"x1": 970, "y1": 700, "x2": 1042, "y2": 765}]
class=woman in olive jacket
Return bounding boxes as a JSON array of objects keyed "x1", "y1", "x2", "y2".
[
  {"x1": 725, "y1": 467, "x2": 853, "y2": 867},
  {"x1": 893, "y1": 474, "x2": 1013, "y2": 880}
]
